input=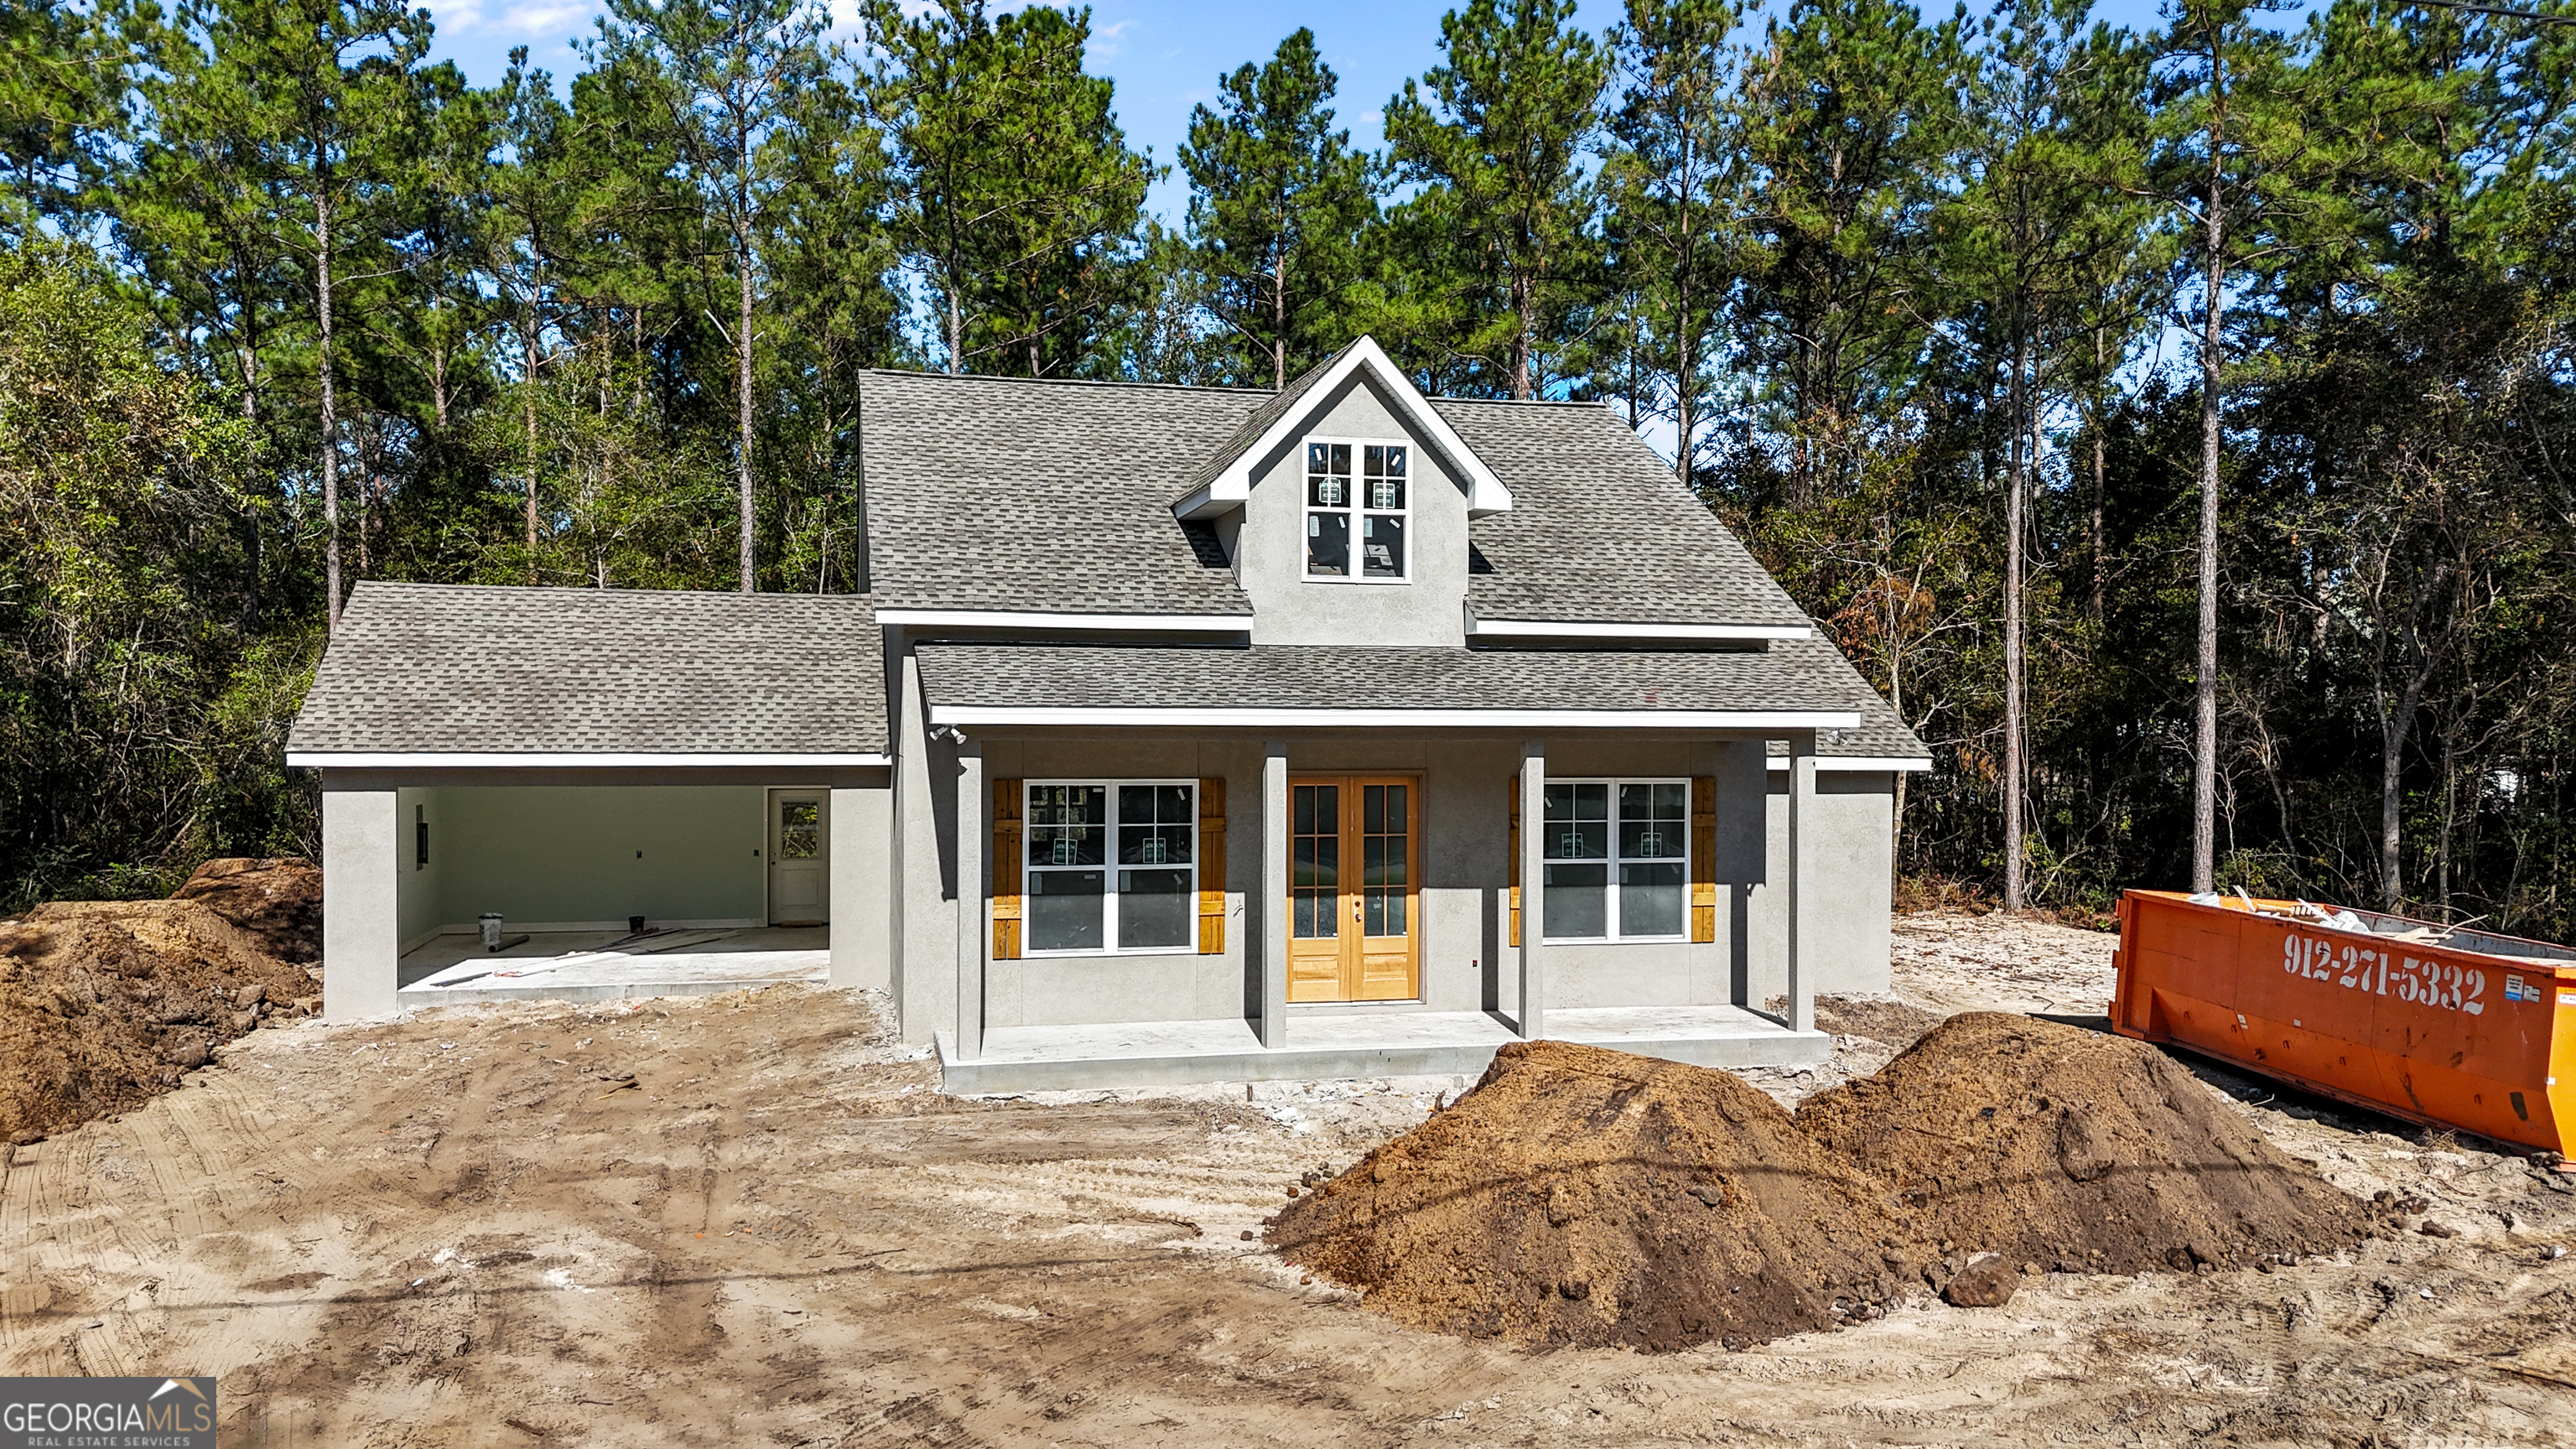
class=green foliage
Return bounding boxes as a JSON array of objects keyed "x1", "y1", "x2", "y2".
[
  {"x1": 0, "y1": 0, "x2": 2570, "y2": 946},
  {"x1": 1381, "y1": 0, "x2": 1610, "y2": 399},
  {"x1": 1179, "y1": 28, "x2": 1377, "y2": 390},
  {"x1": 0, "y1": 244, "x2": 296, "y2": 908},
  {"x1": 864, "y1": 0, "x2": 1151, "y2": 377}
]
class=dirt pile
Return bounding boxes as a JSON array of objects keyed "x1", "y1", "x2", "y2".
[
  {"x1": 0, "y1": 899, "x2": 319, "y2": 1142},
  {"x1": 169, "y1": 857, "x2": 322, "y2": 963},
  {"x1": 1272, "y1": 1017, "x2": 2384, "y2": 1353},
  {"x1": 1800, "y1": 1012, "x2": 2383, "y2": 1275},
  {"x1": 1266, "y1": 1040, "x2": 1907, "y2": 1352}
]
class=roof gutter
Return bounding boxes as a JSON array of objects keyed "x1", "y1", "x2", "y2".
[
  {"x1": 1767, "y1": 755, "x2": 1935, "y2": 773},
  {"x1": 924, "y1": 706, "x2": 1861, "y2": 730},
  {"x1": 285, "y1": 751, "x2": 893, "y2": 770},
  {"x1": 876, "y1": 609, "x2": 1251, "y2": 634},
  {"x1": 1467, "y1": 618, "x2": 1815, "y2": 642}
]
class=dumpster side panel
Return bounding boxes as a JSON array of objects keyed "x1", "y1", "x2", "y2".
[{"x1": 2112, "y1": 890, "x2": 2567, "y2": 1154}]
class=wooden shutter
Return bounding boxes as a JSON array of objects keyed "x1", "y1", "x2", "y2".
[
  {"x1": 1507, "y1": 776, "x2": 1521, "y2": 948},
  {"x1": 1197, "y1": 776, "x2": 1227, "y2": 955},
  {"x1": 991, "y1": 777, "x2": 1023, "y2": 960},
  {"x1": 1690, "y1": 775, "x2": 1718, "y2": 943}
]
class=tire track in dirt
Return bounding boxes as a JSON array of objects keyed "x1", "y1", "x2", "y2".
[{"x1": 5, "y1": 964, "x2": 2571, "y2": 1446}]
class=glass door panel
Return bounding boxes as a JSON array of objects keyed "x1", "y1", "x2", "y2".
[{"x1": 1287, "y1": 776, "x2": 1419, "y2": 1003}]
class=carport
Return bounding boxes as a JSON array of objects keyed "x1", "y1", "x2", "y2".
[{"x1": 286, "y1": 582, "x2": 893, "y2": 1019}]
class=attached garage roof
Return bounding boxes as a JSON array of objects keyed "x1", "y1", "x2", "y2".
[
  {"x1": 288, "y1": 582, "x2": 887, "y2": 763},
  {"x1": 911, "y1": 641, "x2": 1885, "y2": 732}
]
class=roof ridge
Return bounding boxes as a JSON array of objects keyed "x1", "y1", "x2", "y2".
[
  {"x1": 351, "y1": 580, "x2": 875, "y2": 603},
  {"x1": 860, "y1": 368, "x2": 1275, "y2": 397},
  {"x1": 1429, "y1": 395, "x2": 1616, "y2": 409}
]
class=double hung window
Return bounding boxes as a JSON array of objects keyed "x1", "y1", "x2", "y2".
[
  {"x1": 1305, "y1": 440, "x2": 1408, "y2": 580},
  {"x1": 1540, "y1": 780, "x2": 1689, "y2": 941},
  {"x1": 1026, "y1": 782, "x2": 1196, "y2": 953}
]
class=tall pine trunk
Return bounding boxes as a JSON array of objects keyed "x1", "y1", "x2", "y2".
[
  {"x1": 319, "y1": 182, "x2": 342, "y2": 633},
  {"x1": 1271, "y1": 247, "x2": 1286, "y2": 391},
  {"x1": 2004, "y1": 298, "x2": 2027, "y2": 912},
  {"x1": 737, "y1": 226, "x2": 757, "y2": 593},
  {"x1": 2090, "y1": 327, "x2": 2107, "y2": 625},
  {"x1": 1512, "y1": 266, "x2": 1535, "y2": 400},
  {"x1": 2192, "y1": 28, "x2": 2227, "y2": 894},
  {"x1": 523, "y1": 308, "x2": 540, "y2": 583},
  {"x1": 1673, "y1": 132, "x2": 1696, "y2": 489}
]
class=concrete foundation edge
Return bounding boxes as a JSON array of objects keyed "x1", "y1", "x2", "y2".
[{"x1": 934, "y1": 1027, "x2": 1832, "y2": 1093}]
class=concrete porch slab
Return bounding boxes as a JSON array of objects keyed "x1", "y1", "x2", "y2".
[
  {"x1": 936, "y1": 1005, "x2": 1830, "y2": 1093},
  {"x1": 395, "y1": 927, "x2": 827, "y2": 1008}
]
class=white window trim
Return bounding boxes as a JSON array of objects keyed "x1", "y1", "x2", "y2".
[
  {"x1": 1540, "y1": 776, "x2": 1692, "y2": 944},
  {"x1": 1301, "y1": 434, "x2": 1412, "y2": 585},
  {"x1": 1021, "y1": 776, "x2": 1201, "y2": 958}
]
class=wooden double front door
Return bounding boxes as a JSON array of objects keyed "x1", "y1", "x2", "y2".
[{"x1": 1288, "y1": 775, "x2": 1420, "y2": 1002}]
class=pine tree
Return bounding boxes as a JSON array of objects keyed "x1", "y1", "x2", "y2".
[
  {"x1": 1179, "y1": 29, "x2": 1376, "y2": 390},
  {"x1": 593, "y1": 0, "x2": 834, "y2": 592},
  {"x1": 1953, "y1": 0, "x2": 2156, "y2": 909},
  {"x1": 1384, "y1": 0, "x2": 1610, "y2": 400},
  {"x1": 864, "y1": 0, "x2": 1151, "y2": 378},
  {"x1": 1732, "y1": 0, "x2": 1966, "y2": 506},
  {"x1": 2151, "y1": 0, "x2": 2298, "y2": 891},
  {"x1": 138, "y1": 0, "x2": 434, "y2": 631},
  {"x1": 1603, "y1": 0, "x2": 1743, "y2": 482}
]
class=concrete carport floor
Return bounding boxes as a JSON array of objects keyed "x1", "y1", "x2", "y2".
[{"x1": 397, "y1": 926, "x2": 828, "y2": 1007}]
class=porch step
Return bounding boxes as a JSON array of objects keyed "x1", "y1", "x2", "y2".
[{"x1": 937, "y1": 1007, "x2": 1831, "y2": 1093}]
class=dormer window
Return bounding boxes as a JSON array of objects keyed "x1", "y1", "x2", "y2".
[{"x1": 1305, "y1": 439, "x2": 1408, "y2": 581}]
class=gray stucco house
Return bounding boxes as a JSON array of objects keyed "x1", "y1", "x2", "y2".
[{"x1": 288, "y1": 339, "x2": 1929, "y2": 1089}]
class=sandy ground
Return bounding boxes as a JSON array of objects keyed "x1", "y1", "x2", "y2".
[{"x1": 4, "y1": 911, "x2": 2573, "y2": 1446}]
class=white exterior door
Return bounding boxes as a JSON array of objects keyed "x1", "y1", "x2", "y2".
[{"x1": 768, "y1": 791, "x2": 828, "y2": 926}]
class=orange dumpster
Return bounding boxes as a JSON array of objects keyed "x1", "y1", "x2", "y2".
[{"x1": 2111, "y1": 889, "x2": 2576, "y2": 1155}]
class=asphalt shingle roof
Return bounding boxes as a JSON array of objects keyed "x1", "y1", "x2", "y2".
[
  {"x1": 1177, "y1": 341, "x2": 1352, "y2": 496},
  {"x1": 862, "y1": 371, "x2": 1261, "y2": 616},
  {"x1": 288, "y1": 582, "x2": 887, "y2": 756},
  {"x1": 1764, "y1": 634, "x2": 1931, "y2": 761},
  {"x1": 859, "y1": 366, "x2": 1807, "y2": 630},
  {"x1": 1440, "y1": 399, "x2": 1811, "y2": 629},
  {"x1": 912, "y1": 641, "x2": 1865, "y2": 717}
]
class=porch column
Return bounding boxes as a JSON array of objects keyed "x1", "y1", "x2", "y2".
[
  {"x1": 1785, "y1": 735, "x2": 1818, "y2": 1035},
  {"x1": 1258, "y1": 739, "x2": 1289, "y2": 1048},
  {"x1": 953, "y1": 739, "x2": 985, "y2": 1060},
  {"x1": 321, "y1": 785, "x2": 400, "y2": 1021},
  {"x1": 1518, "y1": 739, "x2": 1547, "y2": 1040}
]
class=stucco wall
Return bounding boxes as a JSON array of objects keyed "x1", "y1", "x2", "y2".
[
  {"x1": 396, "y1": 787, "x2": 444, "y2": 952},
  {"x1": 889, "y1": 721, "x2": 1879, "y2": 1039},
  {"x1": 1745, "y1": 768, "x2": 1897, "y2": 1000},
  {"x1": 829, "y1": 783, "x2": 895, "y2": 990},
  {"x1": 1237, "y1": 372, "x2": 1471, "y2": 647},
  {"x1": 426, "y1": 786, "x2": 766, "y2": 930}
]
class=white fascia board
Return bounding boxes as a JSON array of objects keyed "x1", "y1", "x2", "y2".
[
  {"x1": 1765, "y1": 755, "x2": 1935, "y2": 773},
  {"x1": 927, "y1": 706, "x2": 1862, "y2": 730},
  {"x1": 1171, "y1": 336, "x2": 1514, "y2": 522},
  {"x1": 875, "y1": 609, "x2": 1251, "y2": 633},
  {"x1": 286, "y1": 751, "x2": 893, "y2": 769},
  {"x1": 1469, "y1": 618, "x2": 1816, "y2": 641}
]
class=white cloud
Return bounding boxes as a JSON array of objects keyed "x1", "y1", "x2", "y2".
[{"x1": 500, "y1": 0, "x2": 599, "y2": 37}]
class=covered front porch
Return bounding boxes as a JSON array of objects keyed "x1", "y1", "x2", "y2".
[{"x1": 896, "y1": 634, "x2": 1906, "y2": 1083}]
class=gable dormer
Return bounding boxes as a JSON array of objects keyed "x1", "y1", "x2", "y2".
[{"x1": 1172, "y1": 338, "x2": 1510, "y2": 647}]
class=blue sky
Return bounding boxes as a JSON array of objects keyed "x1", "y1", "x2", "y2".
[{"x1": 417, "y1": 0, "x2": 2218, "y2": 223}]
